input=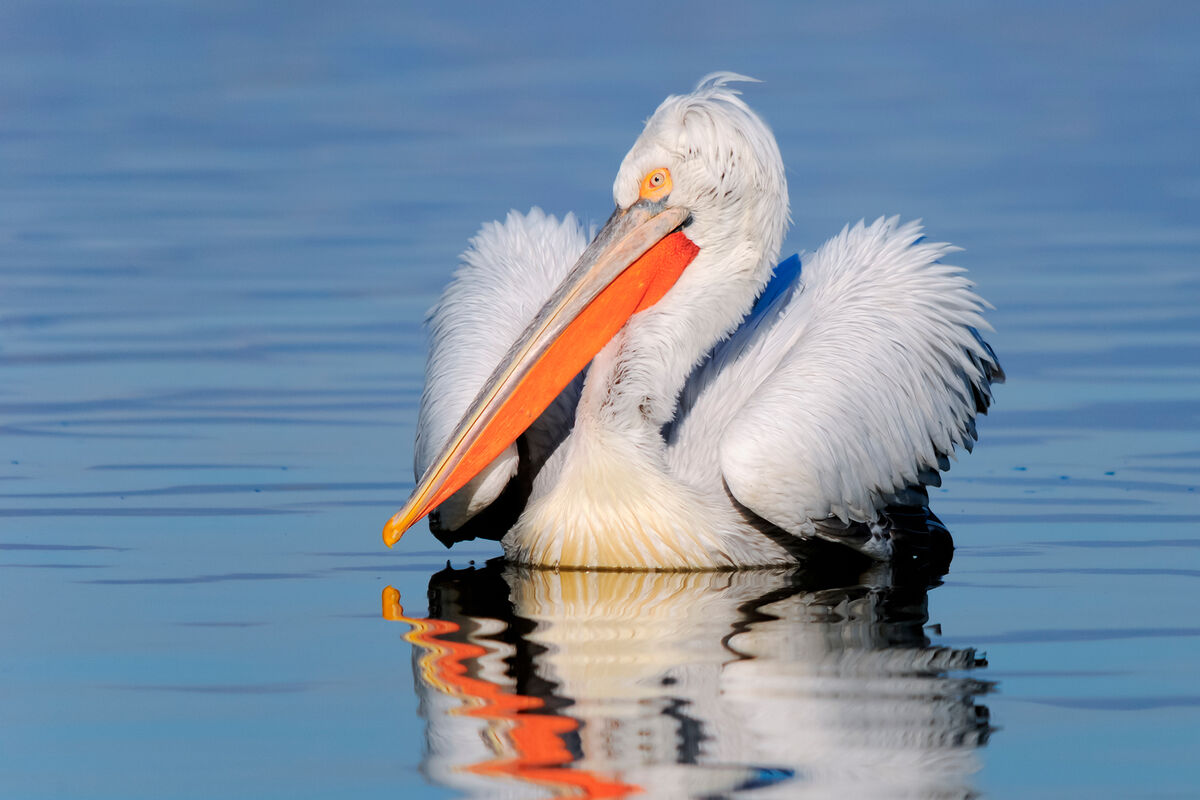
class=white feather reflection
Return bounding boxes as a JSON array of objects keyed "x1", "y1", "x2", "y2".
[{"x1": 384, "y1": 561, "x2": 991, "y2": 799}]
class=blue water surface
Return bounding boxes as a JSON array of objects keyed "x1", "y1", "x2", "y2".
[{"x1": 1, "y1": 2, "x2": 1198, "y2": 798}]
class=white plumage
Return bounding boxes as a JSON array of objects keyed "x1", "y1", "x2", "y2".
[
  {"x1": 671, "y1": 218, "x2": 996, "y2": 542},
  {"x1": 400, "y1": 73, "x2": 1002, "y2": 568}
]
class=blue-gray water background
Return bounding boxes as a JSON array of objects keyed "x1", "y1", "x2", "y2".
[{"x1": 2, "y1": 2, "x2": 1198, "y2": 798}]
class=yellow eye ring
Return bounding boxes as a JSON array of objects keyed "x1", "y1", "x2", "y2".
[{"x1": 639, "y1": 168, "x2": 672, "y2": 201}]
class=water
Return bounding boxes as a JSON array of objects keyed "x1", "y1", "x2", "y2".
[{"x1": 1, "y1": 2, "x2": 1197, "y2": 797}]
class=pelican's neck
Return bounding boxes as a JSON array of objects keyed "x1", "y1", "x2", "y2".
[{"x1": 576, "y1": 241, "x2": 772, "y2": 442}]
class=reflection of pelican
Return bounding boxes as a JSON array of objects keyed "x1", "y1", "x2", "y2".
[
  {"x1": 385, "y1": 560, "x2": 991, "y2": 799},
  {"x1": 384, "y1": 73, "x2": 1002, "y2": 569}
]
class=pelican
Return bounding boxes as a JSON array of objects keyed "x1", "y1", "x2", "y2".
[{"x1": 384, "y1": 73, "x2": 1003, "y2": 569}]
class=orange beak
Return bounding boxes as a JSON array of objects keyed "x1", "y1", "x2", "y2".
[{"x1": 383, "y1": 200, "x2": 698, "y2": 547}]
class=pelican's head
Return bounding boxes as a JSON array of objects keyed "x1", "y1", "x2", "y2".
[
  {"x1": 383, "y1": 75, "x2": 790, "y2": 547},
  {"x1": 612, "y1": 72, "x2": 789, "y2": 281}
]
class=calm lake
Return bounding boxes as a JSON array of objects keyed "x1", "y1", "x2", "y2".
[{"x1": 2, "y1": 2, "x2": 1198, "y2": 798}]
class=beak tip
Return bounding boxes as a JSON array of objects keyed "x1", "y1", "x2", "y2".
[{"x1": 382, "y1": 508, "x2": 417, "y2": 548}]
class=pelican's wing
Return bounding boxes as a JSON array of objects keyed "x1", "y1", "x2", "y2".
[
  {"x1": 671, "y1": 217, "x2": 1002, "y2": 549},
  {"x1": 415, "y1": 208, "x2": 587, "y2": 534}
]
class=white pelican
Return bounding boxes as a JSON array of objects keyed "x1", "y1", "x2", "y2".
[{"x1": 384, "y1": 73, "x2": 1002, "y2": 569}]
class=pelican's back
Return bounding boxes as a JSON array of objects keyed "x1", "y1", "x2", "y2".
[{"x1": 669, "y1": 217, "x2": 1003, "y2": 556}]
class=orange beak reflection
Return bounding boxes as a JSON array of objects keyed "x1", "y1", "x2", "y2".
[
  {"x1": 382, "y1": 586, "x2": 642, "y2": 798},
  {"x1": 384, "y1": 202, "x2": 698, "y2": 547}
]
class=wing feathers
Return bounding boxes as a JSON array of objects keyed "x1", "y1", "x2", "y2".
[{"x1": 714, "y1": 216, "x2": 1000, "y2": 533}]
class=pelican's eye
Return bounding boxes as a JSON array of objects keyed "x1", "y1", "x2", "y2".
[{"x1": 639, "y1": 168, "x2": 672, "y2": 201}]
